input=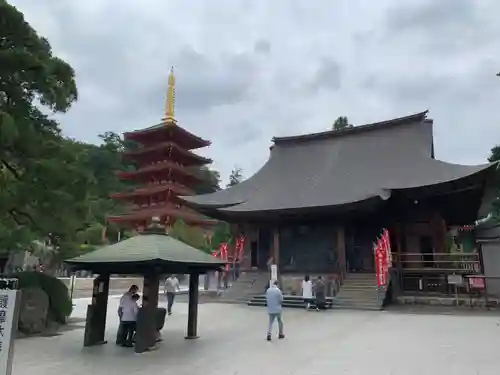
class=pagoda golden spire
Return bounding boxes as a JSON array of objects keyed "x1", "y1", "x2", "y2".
[{"x1": 164, "y1": 66, "x2": 176, "y2": 123}]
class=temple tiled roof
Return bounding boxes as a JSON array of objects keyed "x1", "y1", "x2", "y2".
[{"x1": 181, "y1": 111, "x2": 498, "y2": 216}]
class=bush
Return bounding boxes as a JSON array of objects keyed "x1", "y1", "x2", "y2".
[{"x1": 12, "y1": 271, "x2": 72, "y2": 324}]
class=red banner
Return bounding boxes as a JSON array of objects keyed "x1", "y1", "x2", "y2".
[
  {"x1": 382, "y1": 228, "x2": 392, "y2": 269},
  {"x1": 235, "y1": 236, "x2": 246, "y2": 260},
  {"x1": 218, "y1": 243, "x2": 229, "y2": 271},
  {"x1": 374, "y1": 240, "x2": 386, "y2": 287}
]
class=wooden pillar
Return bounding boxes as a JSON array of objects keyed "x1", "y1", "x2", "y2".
[
  {"x1": 185, "y1": 272, "x2": 200, "y2": 339},
  {"x1": 135, "y1": 271, "x2": 159, "y2": 353},
  {"x1": 395, "y1": 223, "x2": 403, "y2": 271},
  {"x1": 273, "y1": 228, "x2": 280, "y2": 266},
  {"x1": 336, "y1": 226, "x2": 346, "y2": 278},
  {"x1": 83, "y1": 273, "x2": 109, "y2": 347}
]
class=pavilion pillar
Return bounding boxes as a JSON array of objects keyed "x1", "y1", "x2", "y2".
[
  {"x1": 83, "y1": 273, "x2": 110, "y2": 347},
  {"x1": 135, "y1": 271, "x2": 160, "y2": 353},
  {"x1": 185, "y1": 272, "x2": 200, "y2": 339}
]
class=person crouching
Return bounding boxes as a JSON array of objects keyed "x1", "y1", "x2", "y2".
[{"x1": 121, "y1": 293, "x2": 140, "y2": 347}]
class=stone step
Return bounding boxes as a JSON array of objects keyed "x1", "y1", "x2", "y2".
[
  {"x1": 340, "y1": 283, "x2": 378, "y2": 290},
  {"x1": 248, "y1": 295, "x2": 334, "y2": 309},
  {"x1": 335, "y1": 295, "x2": 380, "y2": 303},
  {"x1": 344, "y1": 274, "x2": 377, "y2": 280}
]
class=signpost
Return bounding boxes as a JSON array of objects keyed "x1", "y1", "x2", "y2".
[
  {"x1": 0, "y1": 279, "x2": 20, "y2": 375},
  {"x1": 270, "y1": 264, "x2": 278, "y2": 287},
  {"x1": 448, "y1": 274, "x2": 463, "y2": 305}
]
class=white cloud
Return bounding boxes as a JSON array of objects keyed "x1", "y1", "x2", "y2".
[{"x1": 9, "y1": 0, "x2": 500, "y2": 184}]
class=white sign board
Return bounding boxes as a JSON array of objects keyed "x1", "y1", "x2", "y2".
[
  {"x1": 270, "y1": 264, "x2": 278, "y2": 281},
  {"x1": 269, "y1": 264, "x2": 278, "y2": 287},
  {"x1": 447, "y1": 274, "x2": 463, "y2": 285},
  {"x1": 0, "y1": 290, "x2": 19, "y2": 375}
]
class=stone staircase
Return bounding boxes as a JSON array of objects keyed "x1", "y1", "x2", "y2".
[
  {"x1": 248, "y1": 295, "x2": 334, "y2": 309},
  {"x1": 332, "y1": 273, "x2": 384, "y2": 310},
  {"x1": 217, "y1": 271, "x2": 270, "y2": 303}
]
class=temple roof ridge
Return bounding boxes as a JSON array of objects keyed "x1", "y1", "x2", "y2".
[{"x1": 273, "y1": 110, "x2": 429, "y2": 145}]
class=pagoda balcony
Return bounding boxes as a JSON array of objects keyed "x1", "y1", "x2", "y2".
[
  {"x1": 124, "y1": 141, "x2": 211, "y2": 167},
  {"x1": 126, "y1": 201, "x2": 197, "y2": 213},
  {"x1": 107, "y1": 205, "x2": 217, "y2": 227},
  {"x1": 124, "y1": 122, "x2": 211, "y2": 150},
  {"x1": 124, "y1": 194, "x2": 188, "y2": 209},
  {"x1": 116, "y1": 160, "x2": 203, "y2": 185},
  {"x1": 110, "y1": 182, "x2": 194, "y2": 201}
]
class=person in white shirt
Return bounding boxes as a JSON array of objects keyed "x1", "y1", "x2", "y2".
[
  {"x1": 164, "y1": 275, "x2": 180, "y2": 315},
  {"x1": 120, "y1": 293, "x2": 140, "y2": 347},
  {"x1": 116, "y1": 284, "x2": 139, "y2": 345},
  {"x1": 302, "y1": 275, "x2": 313, "y2": 310}
]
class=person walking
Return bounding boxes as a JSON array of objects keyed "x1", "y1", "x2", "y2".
[
  {"x1": 301, "y1": 275, "x2": 313, "y2": 310},
  {"x1": 116, "y1": 284, "x2": 139, "y2": 345},
  {"x1": 164, "y1": 274, "x2": 180, "y2": 315},
  {"x1": 265, "y1": 280, "x2": 285, "y2": 341},
  {"x1": 314, "y1": 276, "x2": 326, "y2": 311}
]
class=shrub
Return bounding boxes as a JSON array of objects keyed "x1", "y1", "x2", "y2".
[{"x1": 12, "y1": 271, "x2": 72, "y2": 324}]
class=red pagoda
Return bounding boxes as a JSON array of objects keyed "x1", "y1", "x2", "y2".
[{"x1": 108, "y1": 68, "x2": 216, "y2": 230}]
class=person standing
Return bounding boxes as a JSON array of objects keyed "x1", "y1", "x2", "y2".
[
  {"x1": 116, "y1": 284, "x2": 139, "y2": 345},
  {"x1": 314, "y1": 276, "x2": 326, "y2": 311},
  {"x1": 265, "y1": 280, "x2": 285, "y2": 341},
  {"x1": 164, "y1": 274, "x2": 180, "y2": 315},
  {"x1": 234, "y1": 257, "x2": 241, "y2": 281},
  {"x1": 301, "y1": 275, "x2": 313, "y2": 310},
  {"x1": 120, "y1": 293, "x2": 140, "y2": 347}
]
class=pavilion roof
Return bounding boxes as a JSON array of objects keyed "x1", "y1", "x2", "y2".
[
  {"x1": 180, "y1": 111, "x2": 499, "y2": 218},
  {"x1": 65, "y1": 225, "x2": 224, "y2": 273}
]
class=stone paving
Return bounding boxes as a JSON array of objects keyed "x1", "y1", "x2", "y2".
[{"x1": 11, "y1": 299, "x2": 500, "y2": 375}]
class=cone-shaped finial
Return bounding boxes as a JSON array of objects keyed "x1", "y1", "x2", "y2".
[{"x1": 164, "y1": 67, "x2": 176, "y2": 124}]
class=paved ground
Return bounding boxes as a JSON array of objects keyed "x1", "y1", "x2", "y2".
[{"x1": 11, "y1": 299, "x2": 500, "y2": 375}]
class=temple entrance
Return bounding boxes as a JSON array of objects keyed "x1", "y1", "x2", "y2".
[
  {"x1": 345, "y1": 224, "x2": 377, "y2": 273},
  {"x1": 257, "y1": 229, "x2": 271, "y2": 270},
  {"x1": 250, "y1": 241, "x2": 258, "y2": 268}
]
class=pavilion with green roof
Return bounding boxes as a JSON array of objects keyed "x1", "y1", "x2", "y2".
[{"x1": 65, "y1": 218, "x2": 225, "y2": 353}]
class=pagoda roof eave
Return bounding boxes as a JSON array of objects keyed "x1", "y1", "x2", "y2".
[
  {"x1": 123, "y1": 141, "x2": 212, "y2": 165},
  {"x1": 179, "y1": 111, "x2": 500, "y2": 217},
  {"x1": 116, "y1": 162, "x2": 204, "y2": 184},
  {"x1": 124, "y1": 122, "x2": 210, "y2": 149},
  {"x1": 110, "y1": 183, "x2": 194, "y2": 200}
]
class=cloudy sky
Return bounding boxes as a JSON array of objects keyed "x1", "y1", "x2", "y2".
[{"x1": 11, "y1": 0, "x2": 500, "y2": 184}]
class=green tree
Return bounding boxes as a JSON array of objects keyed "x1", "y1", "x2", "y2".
[
  {"x1": 169, "y1": 220, "x2": 209, "y2": 251},
  {"x1": 0, "y1": 0, "x2": 92, "y2": 258},
  {"x1": 227, "y1": 167, "x2": 243, "y2": 187},
  {"x1": 332, "y1": 116, "x2": 353, "y2": 130},
  {"x1": 210, "y1": 222, "x2": 232, "y2": 250},
  {"x1": 191, "y1": 166, "x2": 221, "y2": 194}
]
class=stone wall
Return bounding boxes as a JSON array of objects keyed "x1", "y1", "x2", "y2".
[{"x1": 396, "y1": 295, "x2": 500, "y2": 308}]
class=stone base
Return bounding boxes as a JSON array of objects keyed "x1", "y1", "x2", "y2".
[{"x1": 396, "y1": 295, "x2": 500, "y2": 308}]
